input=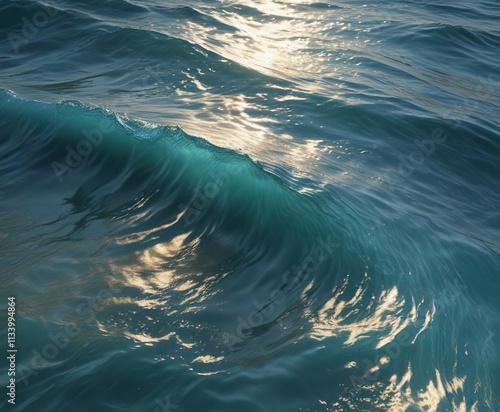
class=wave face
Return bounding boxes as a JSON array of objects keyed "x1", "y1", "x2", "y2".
[{"x1": 1, "y1": 0, "x2": 500, "y2": 411}]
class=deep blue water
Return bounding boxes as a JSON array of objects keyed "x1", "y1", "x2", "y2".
[{"x1": 1, "y1": 0, "x2": 499, "y2": 411}]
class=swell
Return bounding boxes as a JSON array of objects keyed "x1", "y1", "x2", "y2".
[
  {"x1": 0, "y1": 0, "x2": 280, "y2": 93},
  {"x1": 0, "y1": 89, "x2": 365, "y2": 351},
  {"x1": 2, "y1": 0, "x2": 500, "y2": 409},
  {"x1": 409, "y1": 23, "x2": 500, "y2": 49},
  {"x1": 2, "y1": 92, "x2": 499, "y2": 409},
  {"x1": 0, "y1": 0, "x2": 261, "y2": 69},
  {"x1": 376, "y1": 21, "x2": 500, "y2": 69}
]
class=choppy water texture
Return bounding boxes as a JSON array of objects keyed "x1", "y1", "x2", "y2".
[{"x1": 1, "y1": 0, "x2": 500, "y2": 411}]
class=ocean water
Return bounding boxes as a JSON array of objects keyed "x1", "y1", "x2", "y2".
[{"x1": 0, "y1": 0, "x2": 499, "y2": 411}]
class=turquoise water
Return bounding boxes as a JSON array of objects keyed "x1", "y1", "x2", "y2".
[{"x1": 0, "y1": 0, "x2": 499, "y2": 411}]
